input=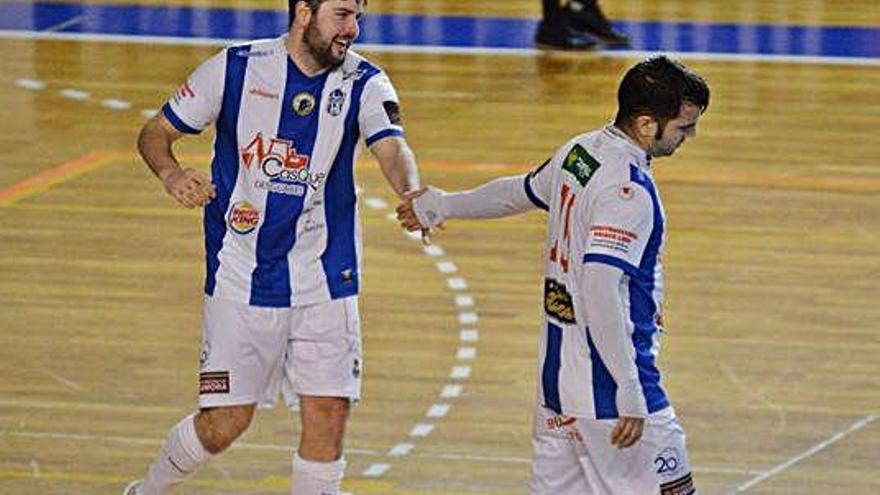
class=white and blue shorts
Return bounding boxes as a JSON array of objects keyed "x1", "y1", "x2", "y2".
[
  {"x1": 197, "y1": 294, "x2": 362, "y2": 409},
  {"x1": 529, "y1": 404, "x2": 696, "y2": 495}
]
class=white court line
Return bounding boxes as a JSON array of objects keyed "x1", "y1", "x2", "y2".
[
  {"x1": 450, "y1": 366, "x2": 471, "y2": 379},
  {"x1": 15, "y1": 78, "x2": 46, "y2": 90},
  {"x1": 724, "y1": 414, "x2": 878, "y2": 494},
  {"x1": 423, "y1": 244, "x2": 445, "y2": 257},
  {"x1": 387, "y1": 443, "x2": 414, "y2": 457},
  {"x1": 457, "y1": 347, "x2": 477, "y2": 360},
  {"x1": 42, "y1": 15, "x2": 85, "y2": 33},
  {"x1": 1, "y1": 30, "x2": 878, "y2": 67},
  {"x1": 42, "y1": 369, "x2": 83, "y2": 391},
  {"x1": 458, "y1": 311, "x2": 478, "y2": 324},
  {"x1": 455, "y1": 294, "x2": 474, "y2": 307},
  {"x1": 426, "y1": 404, "x2": 451, "y2": 418},
  {"x1": 364, "y1": 197, "x2": 388, "y2": 210},
  {"x1": 409, "y1": 423, "x2": 435, "y2": 437},
  {"x1": 1, "y1": 428, "x2": 759, "y2": 474},
  {"x1": 59, "y1": 88, "x2": 90, "y2": 100},
  {"x1": 362, "y1": 463, "x2": 390, "y2": 477},
  {"x1": 101, "y1": 98, "x2": 132, "y2": 110},
  {"x1": 440, "y1": 384, "x2": 463, "y2": 398},
  {"x1": 447, "y1": 277, "x2": 467, "y2": 290},
  {"x1": 460, "y1": 329, "x2": 479, "y2": 342},
  {"x1": 30, "y1": 459, "x2": 40, "y2": 477},
  {"x1": 141, "y1": 109, "x2": 158, "y2": 119},
  {"x1": 436, "y1": 261, "x2": 457, "y2": 273}
]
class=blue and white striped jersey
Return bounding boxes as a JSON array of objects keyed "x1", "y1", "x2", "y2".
[
  {"x1": 162, "y1": 36, "x2": 404, "y2": 307},
  {"x1": 526, "y1": 125, "x2": 670, "y2": 419}
]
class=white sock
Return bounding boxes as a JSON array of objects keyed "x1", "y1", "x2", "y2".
[
  {"x1": 140, "y1": 413, "x2": 212, "y2": 495},
  {"x1": 291, "y1": 453, "x2": 346, "y2": 495}
]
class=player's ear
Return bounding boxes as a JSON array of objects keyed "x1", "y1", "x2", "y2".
[
  {"x1": 294, "y1": 0, "x2": 313, "y2": 28},
  {"x1": 633, "y1": 115, "x2": 658, "y2": 140}
]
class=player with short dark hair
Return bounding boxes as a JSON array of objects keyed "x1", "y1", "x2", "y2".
[{"x1": 398, "y1": 55, "x2": 709, "y2": 495}]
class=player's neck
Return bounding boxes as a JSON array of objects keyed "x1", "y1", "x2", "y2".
[
  {"x1": 285, "y1": 34, "x2": 328, "y2": 77},
  {"x1": 613, "y1": 124, "x2": 652, "y2": 153}
]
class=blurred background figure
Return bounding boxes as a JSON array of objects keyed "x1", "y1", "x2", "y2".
[{"x1": 536, "y1": 0, "x2": 630, "y2": 49}]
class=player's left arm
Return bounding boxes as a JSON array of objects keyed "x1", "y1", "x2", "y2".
[{"x1": 369, "y1": 136, "x2": 420, "y2": 199}]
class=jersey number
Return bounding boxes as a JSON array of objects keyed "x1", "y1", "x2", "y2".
[{"x1": 549, "y1": 183, "x2": 577, "y2": 273}]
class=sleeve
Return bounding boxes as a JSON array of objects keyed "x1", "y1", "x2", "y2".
[
  {"x1": 580, "y1": 262, "x2": 648, "y2": 417},
  {"x1": 524, "y1": 139, "x2": 570, "y2": 212},
  {"x1": 582, "y1": 183, "x2": 653, "y2": 276},
  {"x1": 359, "y1": 73, "x2": 405, "y2": 147},
  {"x1": 161, "y1": 49, "x2": 226, "y2": 134}
]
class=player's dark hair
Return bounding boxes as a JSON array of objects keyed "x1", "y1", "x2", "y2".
[
  {"x1": 614, "y1": 56, "x2": 710, "y2": 131},
  {"x1": 288, "y1": 0, "x2": 367, "y2": 27}
]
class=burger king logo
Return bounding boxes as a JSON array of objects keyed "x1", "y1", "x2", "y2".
[{"x1": 227, "y1": 201, "x2": 260, "y2": 234}]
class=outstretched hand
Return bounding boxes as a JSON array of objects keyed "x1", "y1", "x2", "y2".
[{"x1": 396, "y1": 187, "x2": 444, "y2": 245}]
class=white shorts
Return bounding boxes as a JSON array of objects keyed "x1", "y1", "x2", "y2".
[
  {"x1": 529, "y1": 404, "x2": 696, "y2": 495},
  {"x1": 197, "y1": 294, "x2": 362, "y2": 409}
]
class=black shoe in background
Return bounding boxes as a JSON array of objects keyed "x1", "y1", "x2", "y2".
[
  {"x1": 535, "y1": 20, "x2": 598, "y2": 50},
  {"x1": 568, "y1": 0, "x2": 630, "y2": 47}
]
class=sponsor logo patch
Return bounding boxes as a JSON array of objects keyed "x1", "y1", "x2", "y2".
[
  {"x1": 292, "y1": 91, "x2": 316, "y2": 116},
  {"x1": 199, "y1": 371, "x2": 230, "y2": 394},
  {"x1": 327, "y1": 88, "x2": 345, "y2": 116},
  {"x1": 383, "y1": 101, "x2": 402, "y2": 125},
  {"x1": 589, "y1": 224, "x2": 638, "y2": 254},
  {"x1": 655, "y1": 447, "x2": 682, "y2": 476},
  {"x1": 227, "y1": 201, "x2": 260, "y2": 234},
  {"x1": 544, "y1": 278, "x2": 576, "y2": 324},
  {"x1": 171, "y1": 81, "x2": 196, "y2": 104},
  {"x1": 240, "y1": 133, "x2": 324, "y2": 189},
  {"x1": 660, "y1": 472, "x2": 694, "y2": 495},
  {"x1": 562, "y1": 144, "x2": 601, "y2": 187}
]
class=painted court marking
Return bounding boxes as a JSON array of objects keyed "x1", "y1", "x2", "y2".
[
  {"x1": 724, "y1": 413, "x2": 878, "y2": 494},
  {"x1": 0, "y1": 151, "x2": 122, "y2": 206}
]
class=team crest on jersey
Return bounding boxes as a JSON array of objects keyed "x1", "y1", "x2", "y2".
[
  {"x1": 292, "y1": 91, "x2": 316, "y2": 116},
  {"x1": 227, "y1": 201, "x2": 260, "y2": 234},
  {"x1": 240, "y1": 133, "x2": 325, "y2": 190},
  {"x1": 327, "y1": 88, "x2": 345, "y2": 116},
  {"x1": 563, "y1": 144, "x2": 601, "y2": 187},
  {"x1": 544, "y1": 278, "x2": 576, "y2": 324}
]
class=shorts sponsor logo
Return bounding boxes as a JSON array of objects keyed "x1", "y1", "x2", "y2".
[
  {"x1": 660, "y1": 472, "x2": 694, "y2": 495},
  {"x1": 292, "y1": 91, "x2": 316, "y2": 116},
  {"x1": 199, "y1": 371, "x2": 230, "y2": 394},
  {"x1": 544, "y1": 278, "x2": 576, "y2": 324},
  {"x1": 327, "y1": 88, "x2": 345, "y2": 116},
  {"x1": 589, "y1": 224, "x2": 638, "y2": 254},
  {"x1": 562, "y1": 144, "x2": 600, "y2": 187},
  {"x1": 655, "y1": 447, "x2": 682, "y2": 476},
  {"x1": 352, "y1": 358, "x2": 361, "y2": 378},
  {"x1": 228, "y1": 201, "x2": 260, "y2": 234}
]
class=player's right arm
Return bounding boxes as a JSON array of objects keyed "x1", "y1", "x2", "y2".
[
  {"x1": 137, "y1": 49, "x2": 225, "y2": 209},
  {"x1": 398, "y1": 156, "x2": 556, "y2": 231},
  {"x1": 138, "y1": 115, "x2": 215, "y2": 209}
]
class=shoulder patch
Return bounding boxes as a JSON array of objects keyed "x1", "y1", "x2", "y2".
[{"x1": 562, "y1": 144, "x2": 601, "y2": 187}]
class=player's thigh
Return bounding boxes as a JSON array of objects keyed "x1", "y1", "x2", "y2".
[
  {"x1": 643, "y1": 409, "x2": 697, "y2": 495},
  {"x1": 574, "y1": 417, "x2": 658, "y2": 495},
  {"x1": 285, "y1": 296, "x2": 362, "y2": 401},
  {"x1": 529, "y1": 405, "x2": 592, "y2": 495},
  {"x1": 199, "y1": 294, "x2": 289, "y2": 408}
]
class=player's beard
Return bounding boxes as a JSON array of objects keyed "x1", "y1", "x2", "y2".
[{"x1": 303, "y1": 19, "x2": 349, "y2": 70}]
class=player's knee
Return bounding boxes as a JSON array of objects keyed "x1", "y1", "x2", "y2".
[
  {"x1": 195, "y1": 405, "x2": 255, "y2": 454},
  {"x1": 299, "y1": 397, "x2": 350, "y2": 461}
]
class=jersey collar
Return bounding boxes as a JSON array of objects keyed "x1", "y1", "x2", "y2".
[{"x1": 604, "y1": 124, "x2": 652, "y2": 171}]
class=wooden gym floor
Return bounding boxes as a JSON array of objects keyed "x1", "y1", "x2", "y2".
[{"x1": 0, "y1": 1, "x2": 878, "y2": 494}]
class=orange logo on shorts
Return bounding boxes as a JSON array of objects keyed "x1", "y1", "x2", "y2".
[{"x1": 228, "y1": 201, "x2": 260, "y2": 234}]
